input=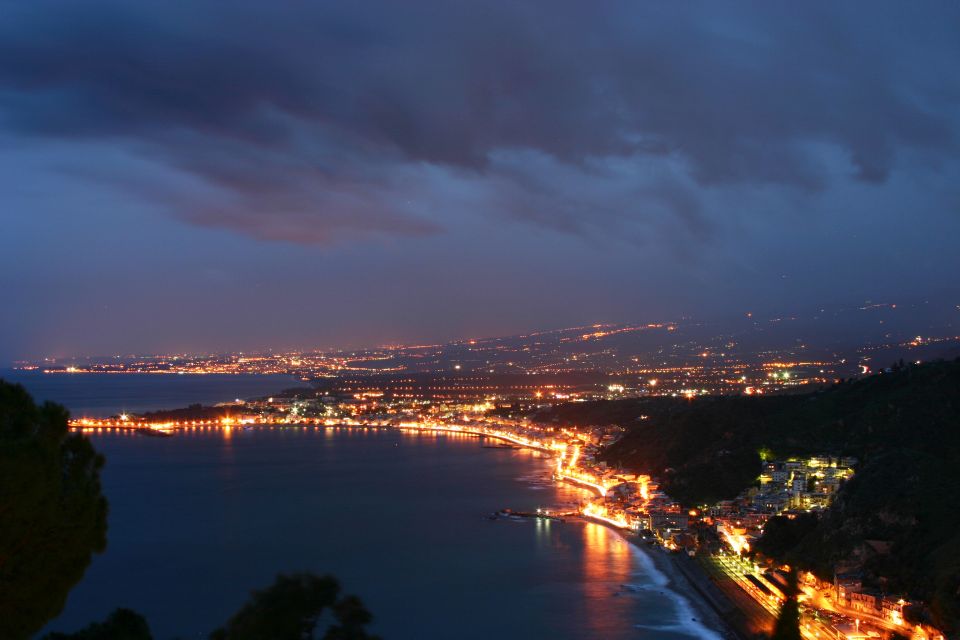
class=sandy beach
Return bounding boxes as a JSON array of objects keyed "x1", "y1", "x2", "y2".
[{"x1": 623, "y1": 534, "x2": 745, "y2": 640}]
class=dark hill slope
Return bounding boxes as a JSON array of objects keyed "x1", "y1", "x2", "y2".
[
  {"x1": 533, "y1": 359, "x2": 960, "y2": 631},
  {"x1": 532, "y1": 360, "x2": 960, "y2": 504}
]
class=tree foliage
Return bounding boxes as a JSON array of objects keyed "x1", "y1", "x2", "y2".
[
  {"x1": 42, "y1": 573, "x2": 379, "y2": 640},
  {"x1": 210, "y1": 573, "x2": 381, "y2": 640},
  {"x1": 753, "y1": 513, "x2": 819, "y2": 562},
  {"x1": 43, "y1": 608, "x2": 151, "y2": 640},
  {"x1": 770, "y1": 570, "x2": 801, "y2": 640},
  {"x1": 0, "y1": 380, "x2": 109, "y2": 640}
]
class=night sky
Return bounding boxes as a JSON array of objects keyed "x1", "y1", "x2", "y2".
[{"x1": 2, "y1": 1, "x2": 959, "y2": 361}]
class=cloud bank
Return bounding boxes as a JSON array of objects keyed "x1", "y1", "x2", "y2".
[{"x1": 2, "y1": 0, "x2": 957, "y2": 245}]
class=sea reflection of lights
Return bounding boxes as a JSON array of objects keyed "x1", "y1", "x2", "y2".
[
  {"x1": 581, "y1": 522, "x2": 635, "y2": 637},
  {"x1": 534, "y1": 514, "x2": 552, "y2": 543}
]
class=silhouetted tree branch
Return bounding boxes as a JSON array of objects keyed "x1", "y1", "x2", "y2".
[
  {"x1": 0, "y1": 380, "x2": 109, "y2": 640},
  {"x1": 43, "y1": 608, "x2": 151, "y2": 640},
  {"x1": 770, "y1": 569, "x2": 801, "y2": 640},
  {"x1": 210, "y1": 573, "x2": 381, "y2": 640}
]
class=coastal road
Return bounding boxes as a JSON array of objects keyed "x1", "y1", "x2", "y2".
[
  {"x1": 800, "y1": 583, "x2": 900, "y2": 636},
  {"x1": 697, "y1": 554, "x2": 776, "y2": 637},
  {"x1": 706, "y1": 554, "x2": 840, "y2": 640},
  {"x1": 707, "y1": 553, "x2": 890, "y2": 640}
]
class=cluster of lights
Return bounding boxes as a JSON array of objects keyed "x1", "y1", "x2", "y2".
[{"x1": 581, "y1": 502, "x2": 632, "y2": 529}]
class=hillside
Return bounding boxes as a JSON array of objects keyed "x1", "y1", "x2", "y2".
[
  {"x1": 532, "y1": 359, "x2": 960, "y2": 631},
  {"x1": 533, "y1": 360, "x2": 960, "y2": 502}
]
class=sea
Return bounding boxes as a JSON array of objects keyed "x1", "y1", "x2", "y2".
[
  {"x1": 2, "y1": 370, "x2": 724, "y2": 640},
  {"x1": 0, "y1": 369, "x2": 306, "y2": 418}
]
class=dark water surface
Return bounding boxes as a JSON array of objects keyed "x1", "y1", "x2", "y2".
[
  {"x1": 0, "y1": 369, "x2": 304, "y2": 417},
  {"x1": 4, "y1": 371, "x2": 720, "y2": 639},
  {"x1": 43, "y1": 428, "x2": 721, "y2": 640}
]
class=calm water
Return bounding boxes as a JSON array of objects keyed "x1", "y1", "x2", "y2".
[
  {"x1": 0, "y1": 369, "x2": 305, "y2": 417},
  {"x1": 6, "y1": 372, "x2": 721, "y2": 639},
  {"x1": 42, "y1": 428, "x2": 722, "y2": 640}
]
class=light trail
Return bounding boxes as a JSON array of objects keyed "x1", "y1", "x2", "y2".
[
  {"x1": 581, "y1": 502, "x2": 633, "y2": 529},
  {"x1": 556, "y1": 472, "x2": 611, "y2": 497},
  {"x1": 396, "y1": 421, "x2": 557, "y2": 453}
]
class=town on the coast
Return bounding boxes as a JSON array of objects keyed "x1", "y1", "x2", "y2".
[{"x1": 68, "y1": 367, "x2": 949, "y2": 640}]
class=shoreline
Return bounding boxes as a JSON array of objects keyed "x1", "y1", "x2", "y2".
[
  {"x1": 76, "y1": 420, "x2": 750, "y2": 638},
  {"x1": 637, "y1": 545, "x2": 736, "y2": 640},
  {"x1": 598, "y1": 523, "x2": 743, "y2": 640}
]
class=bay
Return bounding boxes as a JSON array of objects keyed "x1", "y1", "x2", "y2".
[
  {"x1": 2, "y1": 371, "x2": 723, "y2": 639},
  {"x1": 43, "y1": 428, "x2": 722, "y2": 640},
  {"x1": 0, "y1": 369, "x2": 305, "y2": 417}
]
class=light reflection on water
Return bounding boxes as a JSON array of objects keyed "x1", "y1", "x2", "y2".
[
  {"x1": 45, "y1": 428, "x2": 712, "y2": 640},
  {"x1": 0, "y1": 370, "x2": 305, "y2": 418},
  {"x1": 581, "y1": 520, "x2": 636, "y2": 638}
]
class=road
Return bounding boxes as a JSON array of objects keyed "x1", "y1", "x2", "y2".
[{"x1": 705, "y1": 551, "x2": 897, "y2": 640}]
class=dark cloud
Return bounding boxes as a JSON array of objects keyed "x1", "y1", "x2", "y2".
[{"x1": 0, "y1": 0, "x2": 958, "y2": 245}]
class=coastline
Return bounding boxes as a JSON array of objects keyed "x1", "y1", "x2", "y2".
[
  {"x1": 0, "y1": 370, "x2": 306, "y2": 418},
  {"x1": 610, "y1": 527, "x2": 743, "y2": 640},
  {"x1": 63, "y1": 412, "x2": 752, "y2": 639}
]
